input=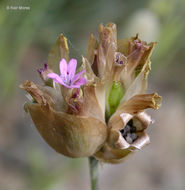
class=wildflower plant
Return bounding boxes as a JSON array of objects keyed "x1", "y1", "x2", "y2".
[{"x1": 21, "y1": 23, "x2": 162, "y2": 190}]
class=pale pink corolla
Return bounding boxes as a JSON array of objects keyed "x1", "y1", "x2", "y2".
[{"x1": 48, "y1": 58, "x2": 86, "y2": 88}]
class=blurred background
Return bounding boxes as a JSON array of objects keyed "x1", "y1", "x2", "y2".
[{"x1": 0, "y1": 0, "x2": 185, "y2": 189}]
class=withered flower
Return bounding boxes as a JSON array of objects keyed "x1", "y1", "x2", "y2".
[{"x1": 21, "y1": 23, "x2": 161, "y2": 162}]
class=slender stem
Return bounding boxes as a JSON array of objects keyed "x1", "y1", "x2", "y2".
[{"x1": 89, "y1": 156, "x2": 99, "y2": 190}]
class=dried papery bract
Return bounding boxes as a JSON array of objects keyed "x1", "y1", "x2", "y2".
[
  {"x1": 26, "y1": 104, "x2": 107, "y2": 157},
  {"x1": 94, "y1": 93, "x2": 161, "y2": 163},
  {"x1": 48, "y1": 34, "x2": 69, "y2": 73},
  {"x1": 21, "y1": 80, "x2": 107, "y2": 157}
]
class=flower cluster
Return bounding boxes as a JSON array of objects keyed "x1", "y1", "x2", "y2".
[{"x1": 21, "y1": 23, "x2": 161, "y2": 163}]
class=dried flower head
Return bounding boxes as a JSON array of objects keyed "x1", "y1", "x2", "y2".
[{"x1": 21, "y1": 23, "x2": 161, "y2": 162}]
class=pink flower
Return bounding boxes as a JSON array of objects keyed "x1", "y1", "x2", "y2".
[{"x1": 47, "y1": 58, "x2": 86, "y2": 88}]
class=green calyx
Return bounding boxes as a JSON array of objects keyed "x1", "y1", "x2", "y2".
[{"x1": 106, "y1": 81, "x2": 124, "y2": 121}]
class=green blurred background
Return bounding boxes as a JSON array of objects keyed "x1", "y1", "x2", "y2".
[{"x1": 0, "y1": 0, "x2": 185, "y2": 189}]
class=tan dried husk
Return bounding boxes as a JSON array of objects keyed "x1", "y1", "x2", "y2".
[
  {"x1": 21, "y1": 81, "x2": 107, "y2": 157},
  {"x1": 27, "y1": 103, "x2": 107, "y2": 157},
  {"x1": 48, "y1": 34, "x2": 69, "y2": 73},
  {"x1": 21, "y1": 22, "x2": 161, "y2": 162},
  {"x1": 94, "y1": 93, "x2": 161, "y2": 163},
  {"x1": 118, "y1": 34, "x2": 156, "y2": 89},
  {"x1": 94, "y1": 131, "x2": 150, "y2": 164}
]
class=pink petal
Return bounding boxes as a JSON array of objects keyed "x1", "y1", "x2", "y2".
[
  {"x1": 47, "y1": 73, "x2": 65, "y2": 85},
  {"x1": 73, "y1": 77, "x2": 87, "y2": 86},
  {"x1": 71, "y1": 70, "x2": 85, "y2": 83},
  {"x1": 67, "y1": 58, "x2": 77, "y2": 79},
  {"x1": 59, "y1": 58, "x2": 67, "y2": 78}
]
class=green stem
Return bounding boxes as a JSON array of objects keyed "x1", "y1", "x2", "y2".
[{"x1": 89, "y1": 157, "x2": 99, "y2": 190}]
